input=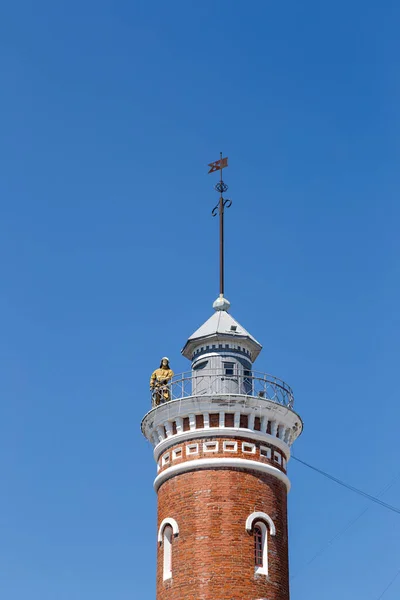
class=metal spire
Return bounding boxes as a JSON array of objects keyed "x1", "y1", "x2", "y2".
[{"x1": 209, "y1": 153, "x2": 231, "y2": 305}]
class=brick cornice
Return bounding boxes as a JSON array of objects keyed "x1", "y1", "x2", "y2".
[{"x1": 153, "y1": 427, "x2": 291, "y2": 461}]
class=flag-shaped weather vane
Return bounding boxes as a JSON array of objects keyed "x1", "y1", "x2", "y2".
[{"x1": 209, "y1": 153, "x2": 232, "y2": 306}]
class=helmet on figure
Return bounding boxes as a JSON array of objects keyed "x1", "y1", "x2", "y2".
[{"x1": 160, "y1": 357, "x2": 170, "y2": 368}]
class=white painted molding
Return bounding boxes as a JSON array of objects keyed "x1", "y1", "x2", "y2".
[
  {"x1": 242, "y1": 442, "x2": 256, "y2": 454},
  {"x1": 248, "y1": 413, "x2": 255, "y2": 430},
  {"x1": 141, "y1": 394, "x2": 303, "y2": 446},
  {"x1": 260, "y1": 415, "x2": 267, "y2": 432},
  {"x1": 172, "y1": 447, "x2": 182, "y2": 460},
  {"x1": 157, "y1": 517, "x2": 179, "y2": 543},
  {"x1": 153, "y1": 458, "x2": 291, "y2": 492},
  {"x1": 223, "y1": 440, "x2": 238, "y2": 452},
  {"x1": 153, "y1": 427, "x2": 290, "y2": 462},
  {"x1": 203, "y1": 441, "x2": 219, "y2": 452},
  {"x1": 245, "y1": 511, "x2": 276, "y2": 536},
  {"x1": 186, "y1": 443, "x2": 199, "y2": 455},
  {"x1": 189, "y1": 413, "x2": 196, "y2": 430},
  {"x1": 260, "y1": 446, "x2": 271, "y2": 459},
  {"x1": 164, "y1": 421, "x2": 173, "y2": 438}
]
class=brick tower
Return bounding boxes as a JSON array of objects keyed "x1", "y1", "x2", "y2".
[
  {"x1": 142, "y1": 155, "x2": 302, "y2": 599},
  {"x1": 141, "y1": 295, "x2": 303, "y2": 600}
]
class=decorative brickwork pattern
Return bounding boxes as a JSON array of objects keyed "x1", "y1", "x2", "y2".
[{"x1": 157, "y1": 436, "x2": 287, "y2": 475}]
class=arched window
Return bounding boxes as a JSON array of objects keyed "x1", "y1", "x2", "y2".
[
  {"x1": 193, "y1": 360, "x2": 208, "y2": 370},
  {"x1": 254, "y1": 525, "x2": 263, "y2": 566},
  {"x1": 245, "y1": 512, "x2": 276, "y2": 576},
  {"x1": 158, "y1": 518, "x2": 179, "y2": 582},
  {"x1": 163, "y1": 525, "x2": 173, "y2": 581}
]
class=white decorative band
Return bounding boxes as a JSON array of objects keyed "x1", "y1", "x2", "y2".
[
  {"x1": 153, "y1": 427, "x2": 290, "y2": 462},
  {"x1": 153, "y1": 457, "x2": 291, "y2": 492}
]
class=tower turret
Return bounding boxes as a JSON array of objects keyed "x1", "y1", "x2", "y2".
[{"x1": 182, "y1": 295, "x2": 261, "y2": 397}]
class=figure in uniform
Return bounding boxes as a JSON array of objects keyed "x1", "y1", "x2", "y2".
[{"x1": 150, "y1": 357, "x2": 174, "y2": 406}]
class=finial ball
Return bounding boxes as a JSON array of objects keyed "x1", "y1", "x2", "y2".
[{"x1": 213, "y1": 296, "x2": 231, "y2": 312}]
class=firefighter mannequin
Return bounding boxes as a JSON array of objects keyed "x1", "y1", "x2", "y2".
[{"x1": 150, "y1": 357, "x2": 174, "y2": 405}]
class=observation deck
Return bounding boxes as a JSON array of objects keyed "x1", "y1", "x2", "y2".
[
  {"x1": 149, "y1": 369, "x2": 295, "y2": 408},
  {"x1": 142, "y1": 369, "x2": 303, "y2": 453}
]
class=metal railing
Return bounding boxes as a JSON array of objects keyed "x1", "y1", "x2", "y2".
[{"x1": 150, "y1": 369, "x2": 294, "y2": 409}]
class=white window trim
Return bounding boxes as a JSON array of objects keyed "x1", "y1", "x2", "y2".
[
  {"x1": 203, "y1": 441, "x2": 219, "y2": 453},
  {"x1": 245, "y1": 511, "x2": 276, "y2": 577},
  {"x1": 260, "y1": 446, "x2": 271, "y2": 459},
  {"x1": 162, "y1": 453, "x2": 170, "y2": 466},
  {"x1": 274, "y1": 451, "x2": 282, "y2": 465},
  {"x1": 186, "y1": 443, "x2": 199, "y2": 455},
  {"x1": 158, "y1": 518, "x2": 179, "y2": 582},
  {"x1": 172, "y1": 447, "x2": 182, "y2": 460},
  {"x1": 242, "y1": 442, "x2": 256, "y2": 454},
  {"x1": 223, "y1": 441, "x2": 238, "y2": 452}
]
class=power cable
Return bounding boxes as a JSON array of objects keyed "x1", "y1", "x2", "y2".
[
  {"x1": 292, "y1": 456, "x2": 400, "y2": 516},
  {"x1": 290, "y1": 469, "x2": 400, "y2": 581},
  {"x1": 375, "y1": 566, "x2": 400, "y2": 599},
  {"x1": 291, "y1": 455, "x2": 400, "y2": 595}
]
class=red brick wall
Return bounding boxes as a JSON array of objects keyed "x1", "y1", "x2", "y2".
[{"x1": 156, "y1": 466, "x2": 289, "y2": 600}]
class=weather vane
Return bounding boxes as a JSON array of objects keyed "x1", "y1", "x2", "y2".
[{"x1": 209, "y1": 153, "x2": 232, "y2": 300}]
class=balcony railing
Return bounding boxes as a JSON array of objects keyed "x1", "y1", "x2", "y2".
[{"x1": 150, "y1": 369, "x2": 294, "y2": 409}]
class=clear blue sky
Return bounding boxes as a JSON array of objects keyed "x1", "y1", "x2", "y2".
[{"x1": 1, "y1": 1, "x2": 399, "y2": 599}]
